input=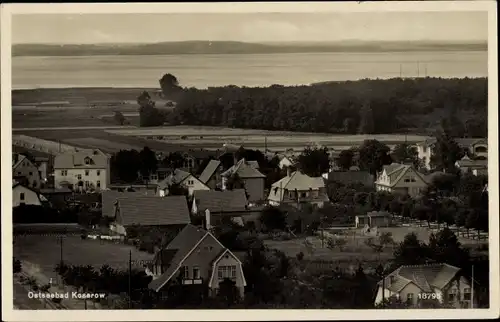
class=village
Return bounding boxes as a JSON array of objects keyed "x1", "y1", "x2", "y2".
[{"x1": 12, "y1": 130, "x2": 489, "y2": 309}]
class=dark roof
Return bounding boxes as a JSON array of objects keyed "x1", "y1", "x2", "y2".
[
  {"x1": 116, "y1": 195, "x2": 191, "y2": 226},
  {"x1": 379, "y1": 263, "x2": 461, "y2": 293},
  {"x1": 39, "y1": 187, "x2": 72, "y2": 194},
  {"x1": 101, "y1": 190, "x2": 157, "y2": 218},
  {"x1": 157, "y1": 169, "x2": 191, "y2": 189},
  {"x1": 193, "y1": 189, "x2": 248, "y2": 213},
  {"x1": 148, "y1": 224, "x2": 225, "y2": 291},
  {"x1": 327, "y1": 171, "x2": 374, "y2": 186},
  {"x1": 198, "y1": 160, "x2": 221, "y2": 184}
]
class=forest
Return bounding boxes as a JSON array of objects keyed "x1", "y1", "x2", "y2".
[{"x1": 140, "y1": 76, "x2": 488, "y2": 137}]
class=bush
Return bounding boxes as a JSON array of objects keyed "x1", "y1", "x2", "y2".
[
  {"x1": 296, "y1": 252, "x2": 305, "y2": 261},
  {"x1": 40, "y1": 284, "x2": 51, "y2": 292},
  {"x1": 13, "y1": 258, "x2": 22, "y2": 273}
]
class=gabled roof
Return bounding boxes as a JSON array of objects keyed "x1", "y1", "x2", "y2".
[
  {"x1": 271, "y1": 171, "x2": 325, "y2": 190},
  {"x1": 101, "y1": 190, "x2": 157, "y2": 218},
  {"x1": 378, "y1": 263, "x2": 461, "y2": 293},
  {"x1": 377, "y1": 163, "x2": 428, "y2": 187},
  {"x1": 193, "y1": 189, "x2": 248, "y2": 213},
  {"x1": 12, "y1": 154, "x2": 28, "y2": 170},
  {"x1": 455, "y1": 156, "x2": 488, "y2": 169},
  {"x1": 12, "y1": 183, "x2": 45, "y2": 202},
  {"x1": 221, "y1": 158, "x2": 266, "y2": 179},
  {"x1": 148, "y1": 224, "x2": 225, "y2": 292},
  {"x1": 198, "y1": 160, "x2": 221, "y2": 184},
  {"x1": 54, "y1": 150, "x2": 109, "y2": 169},
  {"x1": 157, "y1": 169, "x2": 192, "y2": 189},
  {"x1": 456, "y1": 138, "x2": 487, "y2": 147},
  {"x1": 247, "y1": 160, "x2": 260, "y2": 169},
  {"x1": 115, "y1": 195, "x2": 191, "y2": 226}
]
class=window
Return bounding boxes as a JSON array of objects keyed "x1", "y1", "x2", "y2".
[
  {"x1": 97, "y1": 181, "x2": 101, "y2": 188},
  {"x1": 406, "y1": 293, "x2": 414, "y2": 303},
  {"x1": 218, "y1": 265, "x2": 237, "y2": 280},
  {"x1": 85, "y1": 170, "x2": 89, "y2": 176},
  {"x1": 84, "y1": 157, "x2": 91, "y2": 165},
  {"x1": 301, "y1": 192, "x2": 307, "y2": 198},
  {"x1": 180, "y1": 266, "x2": 189, "y2": 279},
  {"x1": 20, "y1": 193, "x2": 25, "y2": 201},
  {"x1": 17, "y1": 171, "x2": 21, "y2": 175},
  {"x1": 448, "y1": 289, "x2": 457, "y2": 301},
  {"x1": 188, "y1": 180, "x2": 194, "y2": 185},
  {"x1": 96, "y1": 170, "x2": 101, "y2": 176},
  {"x1": 463, "y1": 288, "x2": 471, "y2": 300},
  {"x1": 193, "y1": 266, "x2": 201, "y2": 279},
  {"x1": 61, "y1": 170, "x2": 68, "y2": 176},
  {"x1": 29, "y1": 172, "x2": 33, "y2": 176},
  {"x1": 77, "y1": 174, "x2": 82, "y2": 180},
  {"x1": 150, "y1": 174, "x2": 158, "y2": 180}
]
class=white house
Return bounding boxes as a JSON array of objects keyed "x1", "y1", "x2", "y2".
[
  {"x1": 157, "y1": 169, "x2": 209, "y2": 197},
  {"x1": 53, "y1": 149, "x2": 110, "y2": 192},
  {"x1": 374, "y1": 263, "x2": 476, "y2": 308},
  {"x1": 12, "y1": 154, "x2": 42, "y2": 189},
  {"x1": 416, "y1": 138, "x2": 488, "y2": 170},
  {"x1": 375, "y1": 163, "x2": 428, "y2": 197},
  {"x1": 12, "y1": 182, "x2": 47, "y2": 207}
]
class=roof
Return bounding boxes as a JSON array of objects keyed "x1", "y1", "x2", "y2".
[
  {"x1": 327, "y1": 171, "x2": 374, "y2": 186},
  {"x1": 271, "y1": 171, "x2": 325, "y2": 190},
  {"x1": 221, "y1": 158, "x2": 266, "y2": 179},
  {"x1": 54, "y1": 150, "x2": 109, "y2": 169},
  {"x1": 247, "y1": 160, "x2": 260, "y2": 169},
  {"x1": 39, "y1": 187, "x2": 72, "y2": 194},
  {"x1": 116, "y1": 195, "x2": 191, "y2": 226},
  {"x1": 419, "y1": 137, "x2": 487, "y2": 148},
  {"x1": 157, "y1": 169, "x2": 191, "y2": 189},
  {"x1": 379, "y1": 263, "x2": 461, "y2": 293},
  {"x1": 456, "y1": 156, "x2": 488, "y2": 169},
  {"x1": 377, "y1": 163, "x2": 428, "y2": 187},
  {"x1": 148, "y1": 224, "x2": 224, "y2": 291},
  {"x1": 101, "y1": 190, "x2": 157, "y2": 218},
  {"x1": 193, "y1": 189, "x2": 248, "y2": 213},
  {"x1": 198, "y1": 160, "x2": 221, "y2": 184}
]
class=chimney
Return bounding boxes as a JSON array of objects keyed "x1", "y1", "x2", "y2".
[
  {"x1": 286, "y1": 166, "x2": 291, "y2": 177},
  {"x1": 205, "y1": 208, "x2": 211, "y2": 230}
]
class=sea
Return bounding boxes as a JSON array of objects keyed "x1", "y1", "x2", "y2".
[{"x1": 12, "y1": 51, "x2": 487, "y2": 90}]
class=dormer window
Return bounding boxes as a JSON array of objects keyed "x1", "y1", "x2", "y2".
[{"x1": 84, "y1": 157, "x2": 92, "y2": 165}]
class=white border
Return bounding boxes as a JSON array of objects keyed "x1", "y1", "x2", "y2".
[{"x1": 1, "y1": 1, "x2": 498, "y2": 321}]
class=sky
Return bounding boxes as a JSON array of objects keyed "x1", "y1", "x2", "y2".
[{"x1": 12, "y1": 12, "x2": 488, "y2": 44}]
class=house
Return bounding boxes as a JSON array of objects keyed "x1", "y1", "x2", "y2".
[
  {"x1": 13, "y1": 182, "x2": 47, "y2": 207},
  {"x1": 108, "y1": 195, "x2": 191, "y2": 236},
  {"x1": 455, "y1": 155, "x2": 488, "y2": 174},
  {"x1": 12, "y1": 153, "x2": 42, "y2": 189},
  {"x1": 374, "y1": 263, "x2": 476, "y2": 308},
  {"x1": 416, "y1": 138, "x2": 488, "y2": 170},
  {"x1": 147, "y1": 224, "x2": 247, "y2": 299},
  {"x1": 268, "y1": 170, "x2": 329, "y2": 208},
  {"x1": 355, "y1": 211, "x2": 392, "y2": 228},
  {"x1": 54, "y1": 149, "x2": 110, "y2": 192},
  {"x1": 191, "y1": 189, "x2": 260, "y2": 228},
  {"x1": 326, "y1": 170, "x2": 374, "y2": 187},
  {"x1": 157, "y1": 169, "x2": 209, "y2": 197},
  {"x1": 375, "y1": 163, "x2": 428, "y2": 197},
  {"x1": 197, "y1": 160, "x2": 223, "y2": 189},
  {"x1": 221, "y1": 158, "x2": 266, "y2": 203}
]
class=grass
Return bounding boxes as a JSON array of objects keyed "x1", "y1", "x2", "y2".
[{"x1": 13, "y1": 235, "x2": 154, "y2": 281}]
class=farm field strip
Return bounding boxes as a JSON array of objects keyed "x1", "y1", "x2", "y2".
[{"x1": 63, "y1": 137, "x2": 144, "y2": 153}]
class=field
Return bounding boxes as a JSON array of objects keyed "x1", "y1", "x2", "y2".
[
  {"x1": 13, "y1": 234, "x2": 154, "y2": 282},
  {"x1": 264, "y1": 226, "x2": 488, "y2": 263}
]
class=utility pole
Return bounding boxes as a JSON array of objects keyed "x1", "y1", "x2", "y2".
[
  {"x1": 59, "y1": 236, "x2": 63, "y2": 267},
  {"x1": 471, "y1": 265, "x2": 474, "y2": 308},
  {"x1": 128, "y1": 250, "x2": 132, "y2": 309}
]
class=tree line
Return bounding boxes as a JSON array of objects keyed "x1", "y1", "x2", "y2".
[{"x1": 137, "y1": 74, "x2": 487, "y2": 138}]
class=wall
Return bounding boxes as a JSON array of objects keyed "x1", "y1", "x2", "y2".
[
  {"x1": 211, "y1": 252, "x2": 245, "y2": 298},
  {"x1": 393, "y1": 168, "x2": 427, "y2": 197},
  {"x1": 55, "y1": 168, "x2": 108, "y2": 191},
  {"x1": 182, "y1": 175, "x2": 210, "y2": 196},
  {"x1": 398, "y1": 282, "x2": 422, "y2": 306},
  {"x1": 442, "y1": 276, "x2": 476, "y2": 308},
  {"x1": 243, "y1": 178, "x2": 264, "y2": 202},
  {"x1": 13, "y1": 186, "x2": 41, "y2": 207},
  {"x1": 373, "y1": 286, "x2": 397, "y2": 306},
  {"x1": 416, "y1": 144, "x2": 432, "y2": 170}
]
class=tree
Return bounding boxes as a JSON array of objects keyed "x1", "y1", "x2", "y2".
[
  {"x1": 337, "y1": 149, "x2": 355, "y2": 170},
  {"x1": 430, "y1": 131, "x2": 465, "y2": 172},
  {"x1": 259, "y1": 206, "x2": 287, "y2": 231},
  {"x1": 391, "y1": 143, "x2": 420, "y2": 168},
  {"x1": 358, "y1": 102, "x2": 375, "y2": 134},
  {"x1": 327, "y1": 237, "x2": 347, "y2": 252},
  {"x1": 138, "y1": 147, "x2": 158, "y2": 179},
  {"x1": 162, "y1": 152, "x2": 187, "y2": 170},
  {"x1": 113, "y1": 111, "x2": 126, "y2": 125},
  {"x1": 13, "y1": 257, "x2": 22, "y2": 273},
  {"x1": 216, "y1": 278, "x2": 241, "y2": 307},
  {"x1": 297, "y1": 146, "x2": 330, "y2": 177},
  {"x1": 428, "y1": 228, "x2": 470, "y2": 268},
  {"x1": 393, "y1": 233, "x2": 430, "y2": 266},
  {"x1": 111, "y1": 149, "x2": 142, "y2": 182},
  {"x1": 379, "y1": 232, "x2": 395, "y2": 248},
  {"x1": 138, "y1": 91, "x2": 164, "y2": 127},
  {"x1": 358, "y1": 140, "x2": 392, "y2": 176},
  {"x1": 159, "y1": 73, "x2": 182, "y2": 98}
]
